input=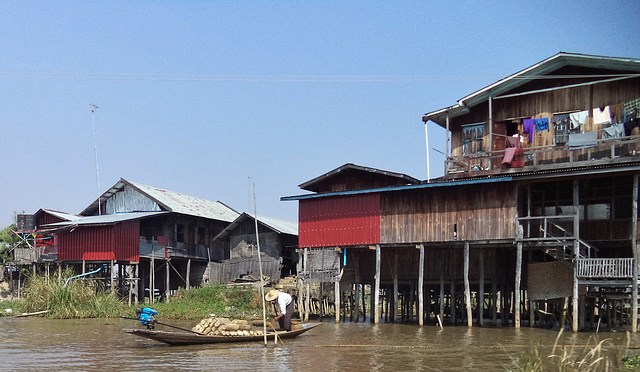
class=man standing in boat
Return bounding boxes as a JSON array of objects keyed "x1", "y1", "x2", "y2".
[{"x1": 266, "y1": 289, "x2": 293, "y2": 331}]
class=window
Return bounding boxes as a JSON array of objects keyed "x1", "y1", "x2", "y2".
[
  {"x1": 176, "y1": 224, "x2": 184, "y2": 243},
  {"x1": 462, "y1": 123, "x2": 485, "y2": 155}
]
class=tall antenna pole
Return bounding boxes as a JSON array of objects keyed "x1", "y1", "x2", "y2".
[
  {"x1": 91, "y1": 104, "x2": 101, "y2": 215},
  {"x1": 425, "y1": 121, "x2": 431, "y2": 183},
  {"x1": 254, "y1": 183, "x2": 268, "y2": 346}
]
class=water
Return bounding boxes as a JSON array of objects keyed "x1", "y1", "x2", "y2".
[{"x1": 1, "y1": 317, "x2": 638, "y2": 371}]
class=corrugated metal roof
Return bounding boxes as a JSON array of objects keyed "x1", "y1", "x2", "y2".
[
  {"x1": 213, "y1": 212, "x2": 298, "y2": 240},
  {"x1": 36, "y1": 209, "x2": 80, "y2": 221},
  {"x1": 128, "y1": 181, "x2": 240, "y2": 222},
  {"x1": 81, "y1": 179, "x2": 240, "y2": 223},
  {"x1": 282, "y1": 176, "x2": 513, "y2": 201},
  {"x1": 43, "y1": 211, "x2": 168, "y2": 227},
  {"x1": 423, "y1": 52, "x2": 640, "y2": 126},
  {"x1": 299, "y1": 163, "x2": 420, "y2": 191}
]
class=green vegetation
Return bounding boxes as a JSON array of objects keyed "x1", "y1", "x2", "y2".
[
  {"x1": 139, "y1": 285, "x2": 263, "y2": 320},
  {"x1": 0, "y1": 223, "x2": 16, "y2": 263},
  {"x1": 507, "y1": 329, "x2": 640, "y2": 371},
  {"x1": 1, "y1": 272, "x2": 264, "y2": 320}
]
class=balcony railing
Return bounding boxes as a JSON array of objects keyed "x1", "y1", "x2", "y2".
[
  {"x1": 576, "y1": 258, "x2": 634, "y2": 279},
  {"x1": 446, "y1": 134, "x2": 640, "y2": 176}
]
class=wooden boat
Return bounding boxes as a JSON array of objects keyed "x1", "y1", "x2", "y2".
[{"x1": 123, "y1": 322, "x2": 321, "y2": 346}]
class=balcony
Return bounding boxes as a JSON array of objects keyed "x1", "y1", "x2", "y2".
[{"x1": 445, "y1": 134, "x2": 640, "y2": 178}]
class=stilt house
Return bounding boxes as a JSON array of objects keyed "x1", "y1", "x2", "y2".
[{"x1": 283, "y1": 53, "x2": 640, "y2": 331}]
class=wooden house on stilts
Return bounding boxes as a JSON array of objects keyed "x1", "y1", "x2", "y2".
[{"x1": 284, "y1": 53, "x2": 640, "y2": 332}]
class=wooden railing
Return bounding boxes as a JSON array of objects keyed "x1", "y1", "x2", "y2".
[
  {"x1": 445, "y1": 134, "x2": 640, "y2": 176},
  {"x1": 576, "y1": 258, "x2": 634, "y2": 279},
  {"x1": 518, "y1": 215, "x2": 597, "y2": 258}
]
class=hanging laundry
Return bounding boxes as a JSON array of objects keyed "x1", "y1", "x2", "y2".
[
  {"x1": 569, "y1": 131, "x2": 598, "y2": 149},
  {"x1": 569, "y1": 110, "x2": 588, "y2": 129},
  {"x1": 523, "y1": 118, "x2": 535, "y2": 143},
  {"x1": 602, "y1": 123, "x2": 625, "y2": 139},
  {"x1": 593, "y1": 106, "x2": 612, "y2": 125},
  {"x1": 552, "y1": 114, "x2": 569, "y2": 127},
  {"x1": 535, "y1": 117, "x2": 549, "y2": 132}
]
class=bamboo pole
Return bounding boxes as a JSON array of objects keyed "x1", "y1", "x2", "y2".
[
  {"x1": 165, "y1": 258, "x2": 170, "y2": 303},
  {"x1": 335, "y1": 277, "x2": 340, "y2": 324},
  {"x1": 374, "y1": 244, "x2": 381, "y2": 324},
  {"x1": 515, "y1": 236, "x2": 523, "y2": 329}
]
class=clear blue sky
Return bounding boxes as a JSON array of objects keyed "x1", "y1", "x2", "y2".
[{"x1": 1, "y1": 1, "x2": 639, "y2": 227}]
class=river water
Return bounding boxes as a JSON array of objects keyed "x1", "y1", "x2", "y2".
[{"x1": 1, "y1": 317, "x2": 639, "y2": 371}]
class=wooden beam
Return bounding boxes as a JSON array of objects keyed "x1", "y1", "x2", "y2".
[
  {"x1": 165, "y1": 259, "x2": 170, "y2": 303},
  {"x1": 418, "y1": 243, "x2": 424, "y2": 326},
  {"x1": 464, "y1": 242, "x2": 472, "y2": 327},
  {"x1": 374, "y1": 244, "x2": 381, "y2": 324},
  {"x1": 633, "y1": 173, "x2": 638, "y2": 333}
]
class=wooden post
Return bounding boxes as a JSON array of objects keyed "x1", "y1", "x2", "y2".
[
  {"x1": 128, "y1": 264, "x2": 133, "y2": 306},
  {"x1": 134, "y1": 263, "x2": 139, "y2": 305},
  {"x1": 393, "y1": 251, "x2": 398, "y2": 323},
  {"x1": 305, "y1": 281, "x2": 310, "y2": 323},
  {"x1": 165, "y1": 259, "x2": 170, "y2": 303},
  {"x1": 418, "y1": 244, "x2": 424, "y2": 326},
  {"x1": 633, "y1": 173, "x2": 638, "y2": 333},
  {"x1": 186, "y1": 258, "x2": 191, "y2": 290},
  {"x1": 464, "y1": 242, "x2": 472, "y2": 327},
  {"x1": 374, "y1": 244, "x2": 381, "y2": 324},
  {"x1": 572, "y1": 179, "x2": 580, "y2": 333},
  {"x1": 110, "y1": 260, "x2": 115, "y2": 294},
  {"x1": 439, "y1": 259, "x2": 444, "y2": 324},
  {"x1": 515, "y1": 237, "x2": 523, "y2": 329},
  {"x1": 297, "y1": 255, "x2": 303, "y2": 321},
  {"x1": 492, "y1": 281, "x2": 498, "y2": 326},
  {"x1": 151, "y1": 253, "x2": 155, "y2": 304},
  {"x1": 335, "y1": 278, "x2": 340, "y2": 324},
  {"x1": 479, "y1": 249, "x2": 485, "y2": 326},
  {"x1": 450, "y1": 280, "x2": 456, "y2": 324}
]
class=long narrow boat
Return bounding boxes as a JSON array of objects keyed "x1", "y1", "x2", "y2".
[{"x1": 124, "y1": 323, "x2": 321, "y2": 346}]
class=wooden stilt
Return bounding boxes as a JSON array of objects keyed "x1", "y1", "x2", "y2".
[
  {"x1": 464, "y1": 242, "x2": 472, "y2": 328},
  {"x1": 134, "y1": 263, "x2": 139, "y2": 305},
  {"x1": 186, "y1": 258, "x2": 191, "y2": 290},
  {"x1": 632, "y1": 174, "x2": 638, "y2": 332},
  {"x1": 393, "y1": 251, "x2": 398, "y2": 323},
  {"x1": 572, "y1": 179, "x2": 580, "y2": 333},
  {"x1": 439, "y1": 263, "x2": 444, "y2": 324},
  {"x1": 165, "y1": 259, "x2": 170, "y2": 303},
  {"x1": 492, "y1": 281, "x2": 498, "y2": 326},
  {"x1": 305, "y1": 281, "x2": 310, "y2": 322},
  {"x1": 335, "y1": 277, "x2": 340, "y2": 324},
  {"x1": 450, "y1": 280, "x2": 456, "y2": 325},
  {"x1": 418, "y1": 243, "x2": 424, "y2": 326},
  {"x1": 479, "y1": 249, "x2": 485, "y2": 327},
  {"x1": 374, "y1": 244, "x2": 381, "y2": 324},
  {"x1": 128, "y1": 264, "x2": 134, "y2": 306},
  {"x1": 354, "y1": 283, "x2": 360, "y2": 322},
  {"x1": 515, "y1": 232, "x2": 523, "y2": 329}
]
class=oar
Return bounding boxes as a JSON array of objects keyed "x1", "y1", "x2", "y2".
[
  {"x1": 120, "y1": 316, "x2": 205, "y2": 335},
  {"x1": 269, "y1": 322, "x2": 285, "y2": 347}
]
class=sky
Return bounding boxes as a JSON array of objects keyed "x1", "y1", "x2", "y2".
[{"x1": 1, "y1": 1, "x2": 639, "y2": 227}]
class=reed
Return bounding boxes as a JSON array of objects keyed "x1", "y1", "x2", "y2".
[
  {"x1": 19, "y1": 270, "x2": 126, "y2": 318},
  {"x1": 507, "y1": 329, "x2": 639, "y2": 371}
]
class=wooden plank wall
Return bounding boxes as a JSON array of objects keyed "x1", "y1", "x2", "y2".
[{"x1": 380, "y1": 182, "x2": 517, "y2": 243}]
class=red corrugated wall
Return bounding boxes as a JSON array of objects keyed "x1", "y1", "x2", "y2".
[
  {"x1": 299, "y1": 194, "x2": 381, "y2": 247},
  {"x1": 57, "y1": 220, "x2": 139, "y2": 261}
]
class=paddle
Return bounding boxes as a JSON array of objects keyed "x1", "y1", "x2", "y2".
[
  {"x1": 120, "y1": 316, "x2": 205, "y2": 335},
  {"x1": 268, "y1": 322, "x2": 285, "y2": 347}
]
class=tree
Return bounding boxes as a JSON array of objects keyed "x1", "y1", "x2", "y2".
[{"x1": 0, "y1": 224, "x2": 16, "y2": 264}]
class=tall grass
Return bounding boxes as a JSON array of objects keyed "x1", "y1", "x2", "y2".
[
  {"x1": 20, "y1": 271, "x2": 126, "y2": 318},
  {"x1": 148, "y1": 285, "x2": 263, "y2": 320},
  {"x1": 507, "y1": 329, "x2": 640, "y2": 371}
]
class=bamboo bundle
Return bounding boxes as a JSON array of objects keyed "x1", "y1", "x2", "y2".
[{"x1": 191, "y1": 317, "x2": 264, "y2": 337}]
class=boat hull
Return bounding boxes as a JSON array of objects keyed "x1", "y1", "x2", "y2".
[{"x1": 124, "y1": 323, "x2": 321, "y2": 346}]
